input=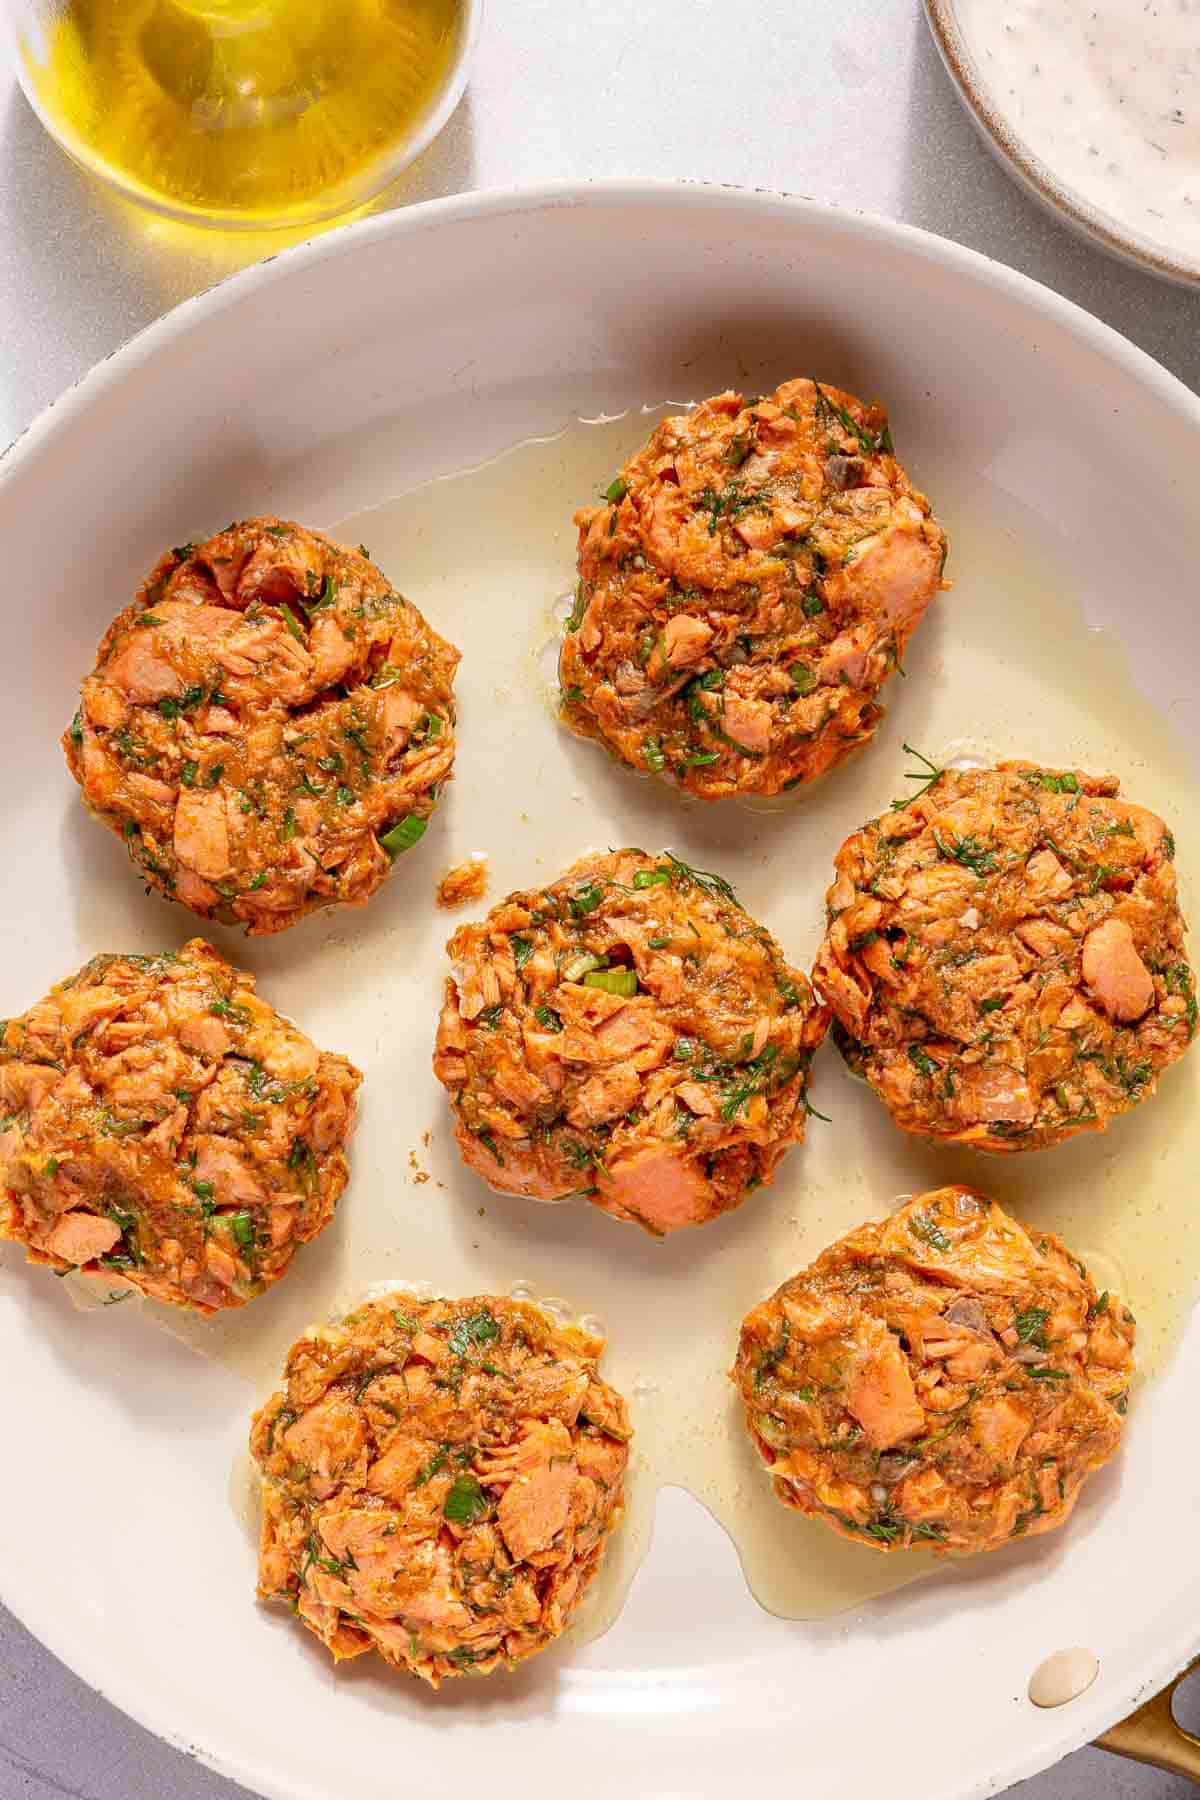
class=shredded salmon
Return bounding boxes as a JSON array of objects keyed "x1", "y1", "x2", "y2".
[
  {"x1": 814, "y1": 761, "x2": 1193, "y2": 1150},
  {"x1": 559, "y1": 379, "x2": 947, "y2": 799},
  {"x1": 432, "y1": 849, "x2": 828, "y2": 1233},
  {"x1": 63, "y1": 519, "x2": 460, "y2": 935},
  {"x1": 0, "y1": 938, "x2": 361, "y2": 1312},
  {"x1": 733, "y1": 1187, "x2": 1133, "y2": 1555},
  {"x1": 250, "y1": 1296, "x2": 630, "y2": 1686},
  {"x1": 436, "y1": 858, "x2": 489, "y2": 909}
]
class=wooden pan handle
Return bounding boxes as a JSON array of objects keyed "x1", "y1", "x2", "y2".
[{"x1": 1096, "y1": 1659, "x2": 1200, "y2": 1782}]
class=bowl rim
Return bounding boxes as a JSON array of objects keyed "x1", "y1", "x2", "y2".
[{"x1": 923, "y1": 0, "x2": 1200, "y2": 290}]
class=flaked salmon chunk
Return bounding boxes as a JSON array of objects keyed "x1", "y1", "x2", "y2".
[
  {"x1": 63, "y1": 518, "x2": 460, "y2": 935},
  {"x1": 0, "y1": 938, "x2": 361, "y2": 1312},
  {"x1": 559, "y1": 378, "x2": 947, "y2": 800},
  {"x1": 813, "y1": 761, "x2": 1194, "y2": 1152},
  {"x1": 733, "y1": 1187, "x2": 1133, "y2": 1555},
  {"x1": 432, "y1": 849, "x2": 828, "y2": 1234},
  {"x1": 250, "y1": 1296, "x2": 630, "y2": 1686}
]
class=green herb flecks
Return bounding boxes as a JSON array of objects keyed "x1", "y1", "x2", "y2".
[
  {"x1": 1021, "y1": 769, "x2": 1080, "y2": 795},
  {"x1": 891, "y1": 743, "x2": 944, "y2": 810},
  {"x1": 908, "y1": 1209, "x2": 950, "y2": 1252},
  {"x1": 1013, "y1": 1306, "x2": 1049, "y2": 1348},
  {"x1": 663, "y1": 851, "x2": 739, "y2": 909},
  {"x1": 157, "y1": 684, "x2": 205, "y2": 722},
  {"x1": 279, "y1": 603, "x2": 306, "y2": 644},
  {"x1": 565, "y1": 583, "x2": 588, "y2": 633},
  {"x1": 932, "y1": 827, "x2": 998, "y2": 878},
  {"x1": 448, "y1": 1309, "x2": 501, "y2": 1358},
  {"x1": 810, "y1": 380, "x2": 886, "y2": 454},
  {"x1": 473, "y1": 1128, "x2": 505, "y2": 1165},
  {"x1": 568, "y1": 880, "x2": 604, "y2": 917}
]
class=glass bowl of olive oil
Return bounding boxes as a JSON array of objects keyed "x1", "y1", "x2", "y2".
[{"x1": 6, "y1": 0, "x2": 480, "y2": 229}]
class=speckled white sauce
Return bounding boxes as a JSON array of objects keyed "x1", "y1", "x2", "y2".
[{"x1": 955, "y1": 0, "x2": 1200, "y2": 265}]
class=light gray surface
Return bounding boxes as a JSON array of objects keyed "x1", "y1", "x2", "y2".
[{"x1": 0, "y1": 4, "x2": 1197, "y2": 1798}]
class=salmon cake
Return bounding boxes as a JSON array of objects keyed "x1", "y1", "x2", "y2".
[
  {"x1": 433, "y1": 849, "x2": 828, "y2": 1233},
  {"x1": 733, "y1": 1186, "x2": 1133, "y2": 1555},
  {"x1": 64, "y1": 518, "x2": 460, "y2": 935},
  {"x1": 559, "y1": 379, "x2": 947, "y2": 799},
  {"x1": 814, "y1": 760, "x2": 1194, "y2": 1151},
  {"x1": 0, "y1": 938, "x2": 361, "y2": 1312},
  {"x1": 250, "y1": 1294, "x2": 631, "y2": 1685}
]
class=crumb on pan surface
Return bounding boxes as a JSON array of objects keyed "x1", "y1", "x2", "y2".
[
  {"x1": 250, "y1": 1294, "x2": 630, "y2": 1685},
  {"x1": 732, "y1": 1186, "x2": 1133, "y2": 1554},
  {"x1": 437, "y1": 858, "x2": 489, "y2": 908}
]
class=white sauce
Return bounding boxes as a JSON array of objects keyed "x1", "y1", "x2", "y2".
[{"x1": 954, "y1": 0, "x2": 1200, "y2": 266}]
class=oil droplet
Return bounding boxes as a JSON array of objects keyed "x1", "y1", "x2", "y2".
[
  {"x1": 1029, "y1": 1647, "x2": 1100, "y2": 1708},
  {"x1": 943, "y1": 740, "x2": 992, "y2": 771},
  {"x1": 229, "y1": 1448, "x2": 259, "y2": 1544}
]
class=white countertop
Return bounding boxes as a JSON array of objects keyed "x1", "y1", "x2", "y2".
[{"x1": 1, "y1": 5, "x2": 1197, "y2": 1797}]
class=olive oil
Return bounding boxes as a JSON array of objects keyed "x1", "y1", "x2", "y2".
[
  {"x1": 20, "y1": 0, "x2": 466, "y2": 227},
  {"x1": 88, "y1": 412, "x2": 1199, "y2": 1642}
]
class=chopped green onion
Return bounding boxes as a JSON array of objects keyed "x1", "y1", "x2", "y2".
[
  {"x1": 790, "y1": 663, "x2": 818, "y2": 695},
  {"x1": 643, "y1": 737, "x2": 666, "y2": 773},
  {"x1": 604, "y1": 476, "x2": 629, "y2": 504},
  {"x1": 632, "y1": 869, "x2": 671, "y2": 890},
  {"x1": 381, "y1": 815, "x2": 427, "y2": 857},
  {"x1": 279, "y1": 603, "x2": 305, "y2": 643},
  {"x1": 229, "y1": 1212, "x2": 256, "y2": 1252},
  {"x1": 582, "y1": 968, "x2": 639, "y2": 997},
  {"x1": 566, "y1": 583, "x2": 587, "y2": 633},
  {"x1": 563, "y1": 951, "x2": 605, "y2": 982}
]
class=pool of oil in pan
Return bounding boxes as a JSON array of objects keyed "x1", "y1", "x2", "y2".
[{"x1": 63, "y1": 408, "x2": 1200, "y2": 1641}]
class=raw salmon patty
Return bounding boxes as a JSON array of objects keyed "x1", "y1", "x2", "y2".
[
  {"x1": 433, "y1": 849, "x2": 829, "y2": 1233},
  {"x1": 733, "y1": 1186, "x2": 1133, "y2": 1555},
  {"x1": 559, "y1": 378, "x2": 946, "y2": 798},
  {"x1": 64, "y1": 518, "x2": 460, "y2": 934},
  {"x1": 814, "y1": 761, "x2": 1194, "y2": 1150},
  {"x1": 0, "y1": 938, "x2": 361, "y2": 1312},
  {"x1": 251, "y1": 1295, "x2": 630, "y2": 1685}
]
